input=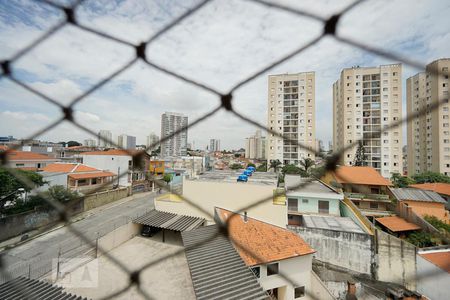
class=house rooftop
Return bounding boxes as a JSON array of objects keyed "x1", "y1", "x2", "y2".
[
  {"x1": 390, "y1": 188, "x2": 446, "y2": 203},
  {"x1": 418, "y1": 249, "x2": 450, "y2": 273},
  {"x1": 191, "y1": 170, "x2": 277, "y2": 186},
  {"x1": 41, "y1": 163, "x2": 98, "y2": 173},
  {"x1": 375, "y1": 216, "x2": 421, "y2": 232},
  {"x1": 332, "y1": 166, "x2": 392, "y2": 186},
  {"x1": 82, "y1": 149, "x2": 132, "y2": 156},
  {"x1": 3, "y1": 150, "x2": 58, "y2": 161},
  {"x1": 285, "y1": 176, "x2": 341, "y2": 195},
  {"x1": 302, "y1": 215, "x2": 365, "y2": 234},
  {"x1": 216, "y1": 207, "x2": 315, "y2": 266},
  {"x1": 410, "y1": 183, "x2": 450, "y2": 197},
  {"x1": 68, "y1": 171, "x2": 115, "y2": 179}
]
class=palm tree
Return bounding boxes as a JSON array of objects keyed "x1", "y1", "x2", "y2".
[
  {"x1": 269, "y1": 159, "x2": 282, "y2": 172},
  {"x1": 299, "y1": 158, "x2": 315, "y2": 174}
]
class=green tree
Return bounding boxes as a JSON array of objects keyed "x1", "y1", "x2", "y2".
[
  {"x1": 299, "y1": 158, "x2": 315, "y2": 175},
  {"x1": 406, "y1": 232, "x2": 435, "y2": 248},
  {"x1": 309, "y1": 165, "x2": 326, "y2": 179},
  {"x1": 3, "y1": 185, "x2": 81, "y2": 215},
  {"x1": 230, "y1": 163, "x2": 243, "y2": 170},
  {"x1": 391, "y1": 173, "x2": 415, "y2": 188},
  {"x1": 256, "y1": 162, "x2": 267, "y2": 172},
  {"x1": 281, "y1": 164, "x2": 306, "y2": 176},
  {"x1": 424, "y1": 215, "x2": 450, "y2": 233},
  {"x1": 247, "y1": 163, "x2": 256, "y2": 168},
  {"x1": 269, "y1": 159, "x2": 282, "y2": 172},
  {"x1": 163, "y1": 174, "x2": 172, "y2": 184},
  {"x1": 0, "y1": 167, "x2": 46, "y2": 197},
  {"x1": 353, "y1": 140, "x2": 367, "y2": 166},
  {"x1": 412, "y1": 172, "x2": 450, "y2": 184}
]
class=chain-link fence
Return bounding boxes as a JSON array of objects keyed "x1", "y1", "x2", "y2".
[{"x1": 0, "y1": 0, "x2": 448, "y2": 299}]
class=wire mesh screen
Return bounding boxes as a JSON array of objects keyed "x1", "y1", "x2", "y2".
[{"x1": 0, "y1": 0, "x2": 448, "y2": 299}]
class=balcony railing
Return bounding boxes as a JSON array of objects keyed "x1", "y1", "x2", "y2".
[{"x1": 344, "y1": 192, "x2": 390, "y2": 201}]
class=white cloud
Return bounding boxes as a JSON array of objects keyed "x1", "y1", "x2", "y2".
[{"x1": 0, "y1": 0, "x2": 449, "y2": 149}]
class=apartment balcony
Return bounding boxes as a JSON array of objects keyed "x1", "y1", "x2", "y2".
[{"x1": 345, "y1": 192, "x2": 390, "y2": 202}]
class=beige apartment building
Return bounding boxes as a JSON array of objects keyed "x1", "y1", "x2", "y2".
[
  {"x1": 407, "y1": 58, "x2": 450, "y2": 176},
  {"x1": 245, "y1": 130, "x2": 266, "y2": 159},
  {"x1": 267, "y1": 72, "x2": 316, "y2": 166},
  {"x1": 333, "y1": 64, "x2": 403, "y2": 178}
]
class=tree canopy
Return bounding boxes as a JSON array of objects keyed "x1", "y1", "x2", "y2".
[
  {"x1": 230, "y1": 163, "x2": 243, "y2": 170},
  {"x1": 412, "y1": 172, "x2": 450, "y2": 184},
  {"x1": 67, "y1": 141, "x2": 82, "y2": 147},
  {"x1": 256, "y1": 162, "x2": 267, "y2": 172},
  {"x1": 353, "y1": 141, "x2": 367, "y2": 166},
  {"x1": 0, "y1": 167, "x2": 46, "y2": 197},
  {"x1": 391, "y1": 173, "x2": 415, "y2": 188},
  {"x1": 269, "y1": 160, "x2": 282, "y2": 172}
]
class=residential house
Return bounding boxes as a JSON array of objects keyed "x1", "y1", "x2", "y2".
[
  {"x1": 40, "y1": 163, "x2": 116, "y2": 193},
  {"x1": 1, "y1": 148, "x2": 60, "y2": 171},
  {"x1": 375, "y1": 216, "x2": 421, "y2": 238},
  {"x1": 417, "y1": 247, "x2": 450, "y2": 300},
  {"x1": 389, "y1": 188, "x2": 449, "y2": 224},
  {"x1": 215, "y1": 207, "x2": 333, "y2": 300},
  {"x1": 322, "y1": 166, "x2": 393, "y2": 219},
  {"x1": 155, "y1": 170, "x2": 287, "y2": 227},
  {"x1": 81, "y1": 149, "x2": 150, "y2": 190},
  {"x1": 58, "y1": 145, "x2": 99, "y2": 163},
  {"x1": 410, "y1": 182, "x2": 450, "y2": 209},
  {"x1": 284, "y1": 175, "x2": 343, "y2": 226}
]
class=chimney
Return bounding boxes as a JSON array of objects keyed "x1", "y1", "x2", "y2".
[
  {"x1": 345, "y1": 280, "x2": 357, "y2": 300},
  {"x1": 244, "y1": 211, "x2": 248, "y2": 223}
]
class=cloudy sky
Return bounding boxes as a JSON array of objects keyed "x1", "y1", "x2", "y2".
[{"x1": 0, "y1": 0, "x2": 449, "y2": 150}]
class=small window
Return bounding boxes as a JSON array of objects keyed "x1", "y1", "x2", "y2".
[
  {"x1": 302, "y1": 199, "x2": 309, "y2": 203},
  {"x1": 267, "y1": 263, "x2": 279, "y2": 276},
  {"x1": 370, "y1": 202, "x2": 378, "y2": 209},
  {"x1": 251, "y1": 266, "x2": 260, "y2": 278},
  {"x1": 295, "y1": 286, "x2": 305, "y2": 298}
]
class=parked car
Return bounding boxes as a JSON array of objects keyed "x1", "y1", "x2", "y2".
[
  {"x1": 237, "y1": 174, "x2": 248, "y2": 182},
  {"x1": 243, "y1": 170, "x2": 253, "y2": 176},
  {"x1": 141, "y1": 225, "x2": 161, "y2": 237},
  {"x1": 247, "y1": 166, "x2": 256, "y2": 172}
]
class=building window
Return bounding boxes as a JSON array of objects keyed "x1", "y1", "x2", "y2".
[
  {"x1": 302, "y1": 199, "x2": 309, "y2": 204},
  {"x1": 251, "y1": 266, "x2": 260, "y2": 278},
  {"x1": 370, "y1": 202, "x2": 378, "y2": 209},
  {"x1": 294, "y1": 286, "x2": 305, "y2": 298},
  {"x1": 15, "y1": 163, "x2": 25, "y2": 167},
  {"x1": 267, "y1": 263, "x2": 279, "y2": 276},
  {"x1": 318, "y1": 201, "x2": 329, "y2": 214},
  {"x1": 288, "y1": 198, "x2": 298, "y2": 211}
]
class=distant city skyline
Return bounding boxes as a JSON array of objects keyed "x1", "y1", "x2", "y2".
[{"x1": 0, "y1": 1, "x2": 448, "y2": 150}]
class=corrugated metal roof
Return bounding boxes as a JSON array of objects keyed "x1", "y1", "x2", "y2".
[
  {"x1": 390, "y1": 188, "x2": 446, "y2": 203},
  {"x1": 182, "y1": 225, "x2": 269, "y2": 300},
  {"x1": 133, "y1": 209, "x2": 205, "y2": 231},
  {"x1": 0, "y1": 277, "x2": 89, "y2": 300}
]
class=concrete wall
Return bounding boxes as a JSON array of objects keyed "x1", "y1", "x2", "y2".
[
  {"x1": 97, "y1": 222, "x2": 140, "y2": 256},
  {"x1": 417, "y1": 253, "x2": 450, "y2": 300},
  {"x1": 375, "y1": 229, "x2": 416, "y2": 290},
  {"x1": 289, "y1": 226, "x2": 372, "y2": 275},
  {"x1": 0, "y1": 208, "x2": 61, "y2": 242},
  {"x1": 155, "y1": 179, "x2": 287, "y2": 227},
  {"x1": 256, "y1": 255, "x2": 313, "y2": 300},
  {"x1": 310, "y1": 271, "x2": 335, "y2": 300},
  {"x1": 83, "y1": 187, "x2": 129, "y2": 211}
]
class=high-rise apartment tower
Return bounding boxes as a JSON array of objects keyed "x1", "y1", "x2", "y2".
[
  {"x1": 407, "y1": 58, "x2": 450, "y2": 176},
  {"x1": 267, "y1": 72, "x2": 316, "y2": 166},
  {"x1": 160, "y1": 112, "x2": 188, "y2": 157},
  {"x1": 333, "y1": 64, "x2": 403, "y2": 178}
]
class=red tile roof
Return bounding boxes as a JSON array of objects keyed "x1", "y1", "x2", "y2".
[
  {"x1": 216, "y1": 207, "x2": 315, "y2": 266},
  {"x1": 375, "y1": 216, "x2": 421, "y2": 232},
  {"x1": 0, "y1": 145, "x2": 9, "y2": 151},
  {"x1": 419, "y1": 251, "x2": 450, "y2": 273},
  {"x1": 68, "y1": 171, "x2": 115, "y2": 179},
  {"x1": 82, "y1": 149, "x2": 131, "y2": 156},
  {"x1": 42, "y1": 163, "x2": 98, "y2": 173},
  {"x1": 410, "y1": 183, "x2": 450, "y2": 197},
  {"x1": 5, "y1": 150, "x2": 57, "y2": 161},
  {"x1": 333, "y1": 166, "x2": 392, "y2": 186}
]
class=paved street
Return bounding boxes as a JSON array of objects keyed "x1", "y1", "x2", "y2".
[{"x1": 0, "y1": 192, "x2": 155, "y2": 281}]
